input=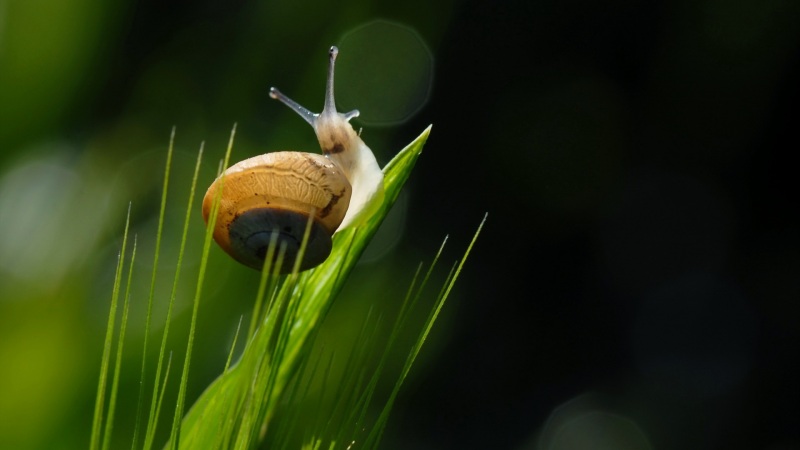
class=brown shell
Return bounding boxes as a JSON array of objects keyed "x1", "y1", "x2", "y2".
[{"x1": 202, "y1": 151, "x2": 352, "y2": 270}]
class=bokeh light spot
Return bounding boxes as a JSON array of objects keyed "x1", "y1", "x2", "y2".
[
  {"x1": 538, "y1": 394, "x2": 653, "y2": 450},
  {"x1": 337, "y1": 20, "x2": 433, "y2": 126},
  {"x1": 0, "y1": 150, "x2": 111, "y2": 290}
]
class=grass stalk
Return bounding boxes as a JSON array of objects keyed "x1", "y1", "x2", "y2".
[{"x1": 90, "y1": 203, "x2": 132, "y2": 450}]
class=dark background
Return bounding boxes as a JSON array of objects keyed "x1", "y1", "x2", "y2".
[{"x1": 1, "y1": 0, "x2": 798, "y2": 449}]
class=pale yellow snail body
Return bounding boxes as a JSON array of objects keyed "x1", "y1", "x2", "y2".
[{"x1": 202, "y1": 46, "x2": 384, "y2": 272}]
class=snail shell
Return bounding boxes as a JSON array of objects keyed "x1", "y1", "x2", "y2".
[{"x1": 202, "y1": 46, "x2": 384, "y2": 272}]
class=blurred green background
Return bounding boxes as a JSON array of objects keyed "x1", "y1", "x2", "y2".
[{"x1": 1, "y1": 0, "x2": 798, "y2": 449}]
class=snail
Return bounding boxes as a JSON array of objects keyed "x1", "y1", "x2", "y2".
[{"x1": 202, "y1": 46, "x2": 385, "y2": 272}]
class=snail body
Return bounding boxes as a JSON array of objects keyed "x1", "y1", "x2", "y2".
[{"x1": 202, "y1": 46, "x2": 384, "y2": 272}]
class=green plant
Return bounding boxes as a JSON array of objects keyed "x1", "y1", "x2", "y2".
[{"x1": 90, "y1": 125, "x2": 485, "y2": 449}]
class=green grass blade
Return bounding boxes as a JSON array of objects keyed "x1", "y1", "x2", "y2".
[
  {"x1": 225, "y1": 316, "x2": 244, "y2": 373},
  {"x1": 151, "y1": 351, "x2": 173, "y2": 449},
  {"x1": 365, "y1": 213, "x2": 487, "y2": 448},
  {"x1": 102, "y1": 235, "x2": 138, "y2": 450},
  {"x1": 143, "y1": 140, "x2": 205, "y2": 450},
  {"x1": 168, "y1": 125, "x2": 236, "y2": 449},
  {"x1": 337, "y1": 236, "x2": 450, "y2": 443},
  {"x1": 134, "y1": 128, "x2": 175, "y2": 450},
  {"x1": 90, "y1": 203, "x2": 132, "y2": 450}
]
